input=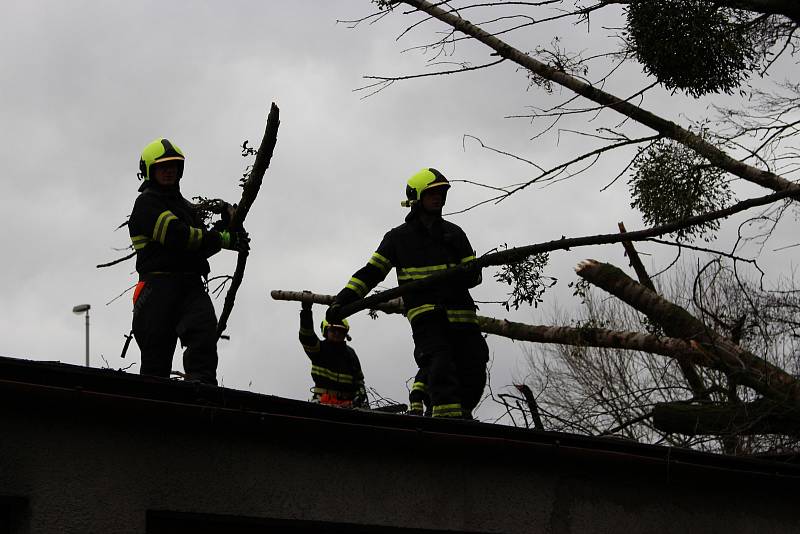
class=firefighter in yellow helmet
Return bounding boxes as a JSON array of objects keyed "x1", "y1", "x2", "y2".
[
  {"x1": 128, "y1": 138, "x2": 249, "y2": 385},
  {"x1": 327, "y1": 168, "x2": 488, "y2": 419},
  {"x1": 298, "y1": 294, "x2": 367, "y2": 407}
]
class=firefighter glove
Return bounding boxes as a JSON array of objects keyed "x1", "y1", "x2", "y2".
[
  {"x1": 221, "y1": 202, "x2": 237, "y2": 228},
  {"x1": 220, "y1": 230, "x2": 250, "y2": 252},
  {"x1": 301, "y1": 290, "x2": 313, "y2": 311},
  {"x1": 325, "y1": 302, "x2": 343, "y2": 324}
]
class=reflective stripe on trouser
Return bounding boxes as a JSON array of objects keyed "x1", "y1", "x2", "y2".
[
  {"x1": 132, "y1": 275, "x2": 218, "y2": 385},
  {"x1": 409, "y1": 365, "x2": 430, "y2": 415},
  {"x1": 411, "y1": 311, "x2": 488, "y2": 419},
  {"x1": 411, "y1": 310, "x2": 461, "y2": 417},
  {"x1": 432, "y1": 403, "x2": 462, "y2": 418}
]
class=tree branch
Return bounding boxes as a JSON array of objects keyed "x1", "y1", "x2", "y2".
[
  {"x1": 652, "y1": 399, "x2": 800, "y2": 436},
  {"x1": 334, "y1": 188, "x2": 800, "y2": 320},
  {"x1": 271, "y1": 289, "x2": 714, "y2": 365},
  {"x1": 618, "y1": 222, "x2": 710, "y2": 401},
  {"x1": 96, "y1": 251, "x2": 135, "y2": 269},
  {"x1": 397, "y1": 0, "x2": 800, "y2": 193},
  {"x1": 618, "y1": 221, "x2": 656, "y2": 292},
  {"x1": 575, "y1": 259, "x2": 800, "y2": 406},
  {"x1": 216, "y1": 103, "x2": 281, "y2": 339}
]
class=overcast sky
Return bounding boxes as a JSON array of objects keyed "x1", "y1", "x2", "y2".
[{"x1": 2, "y1": 1, "x2": 796, "y2": 422}]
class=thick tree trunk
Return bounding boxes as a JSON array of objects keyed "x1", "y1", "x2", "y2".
[
  {"x1": 477, "y1": 316, "x2": 710, "y2": 363},
  {"x1": 652, "y1": 400, "x2": 800, "y2": 436},
  {"x1": 276, "y1": 288, "x2": 800, "y2": 434},
  {"x1": 271, "y1": 289, "x2": 710, "y2": 363},
  {"x1": 575, "y1": 259, "x2": 800, "y2": 406},
  {"x1": 217, "y1": 103, "x2": 281, "y2": 339}
]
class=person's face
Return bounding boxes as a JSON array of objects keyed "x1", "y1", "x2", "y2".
[
  {"x1": 152, "y1": 160, "x2": 180, "y2": 186},
  {"x1": 421, "y1": 187, "x2": 447, "y2": 213},
  {"x1": 325, "y1": 326, "x2": 347, "y2": 344}
]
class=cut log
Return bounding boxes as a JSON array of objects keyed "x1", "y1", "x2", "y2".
[
  {"x1": 271, "y1": 289, "x2": 709, "y2": 364},
  {"x1": 652, "y1": 400, "x2": 800, "y2": 436}
]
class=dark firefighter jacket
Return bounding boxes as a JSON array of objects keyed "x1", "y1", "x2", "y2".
[
  {"x1": 334, "y1": 212, "x2": 481, "y2": 326},
  {"x1": 299, "y1": 308, "x2": 366, "y2": 402},
  {"x1": 128, "y1": 185, "x2": 224, "y2": 276}
]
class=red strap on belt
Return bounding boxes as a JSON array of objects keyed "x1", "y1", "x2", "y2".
[
  {"x1": 132, "y1": 281, "x2": 147, "y2": 304},
  {"x1": 319, "y1": 393, "x2": 353, "y2": 407}
]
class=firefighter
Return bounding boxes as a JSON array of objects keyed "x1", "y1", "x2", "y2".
[
  {"x1": 128, "y1": 138, "x2": 248, "y2": 385},
  {"x1": 327, "y1": 168, "x2": 488, "y2": 419},
  {"x1": 299, "y1": 297, "x2": 367, "y2": 408}
]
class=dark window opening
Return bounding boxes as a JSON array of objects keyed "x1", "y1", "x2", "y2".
[
  {"x1": 147, "y1": 511, "x2": 482, "y2": 534},
  {"x1": 0, "y1": 496, "x2": 29, "y2": 534}
]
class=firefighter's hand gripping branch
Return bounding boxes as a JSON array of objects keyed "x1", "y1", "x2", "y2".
[
  {"x1": 301, "y1": 290, "x2": 314, "y2": 311},
  {"x1": 219, "y1": 229, "x2": 250, "y2": 253}
]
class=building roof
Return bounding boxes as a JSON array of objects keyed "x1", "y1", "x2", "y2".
[{"x1": 2, "y1": 354, "x2": 799, "y2": 484}]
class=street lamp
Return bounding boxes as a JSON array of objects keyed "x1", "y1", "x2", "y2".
[{"x1": 72, "y1": 304, "x2": 91, "y2": 367}]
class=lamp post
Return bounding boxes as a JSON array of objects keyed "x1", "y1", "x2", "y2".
[{"x1": 72, "y1": 304, "x2": 91, "y2": 367}]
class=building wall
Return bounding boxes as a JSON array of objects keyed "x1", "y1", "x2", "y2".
[{"x1": 2, "y1": 397, "x2": 799, "y2": 534}]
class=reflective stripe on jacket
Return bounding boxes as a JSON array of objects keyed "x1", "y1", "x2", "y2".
[
  {"x1": 299, "y1": 309, "x2": 366, "y2": 397},
  {"x1": 335, "y1": 214, "x2": 480, "y2": 325},
  {"x1": 128, "y1": 185, "x2": 223, "y2": 275}
]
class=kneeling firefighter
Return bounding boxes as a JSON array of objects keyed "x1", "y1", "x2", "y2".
[{"x1": 299, "y1": 297, "x2": 367, "y2": 407}]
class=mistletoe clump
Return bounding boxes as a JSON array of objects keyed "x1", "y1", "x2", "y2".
[
  {"x1": 625, "y1": 0, "x2": 762, "y2": 97},
  {"x1": 495, "y1": 249, "x2": 557, "y2": 311},
  {"x1": 629, "y1": 139, "x2": 733, "y2": 242}
]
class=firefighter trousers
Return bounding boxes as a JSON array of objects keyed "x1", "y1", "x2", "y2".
[
  {"x1": 409, "y1": 363, "x2": 430, "y2": 415},
  {"x1": 132, "y1": 275, "x2": 219, "y2": 385},
  {"x1": 411, "y1": 311, "x2": 488, "y2": 418}
]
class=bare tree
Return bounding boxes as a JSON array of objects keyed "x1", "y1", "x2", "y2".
[
  {"x1": 348, "y1": 0, "x2": 800, "y2": 229},
  {"x1": 272, "y1": 270, "x2": 800, "y2": 454},
  {"x1": 523, "y1": 258, "x2": 799, "y2": 451},
  {"x1": 329, "y1": 1, "x2": 800, "y2": 447}
]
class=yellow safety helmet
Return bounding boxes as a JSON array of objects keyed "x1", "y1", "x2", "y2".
[
  {"x1": 401, "y1": 168, "x2": 450, "y2": 207},
  {"x1": 320, "y1": 318, "x2": 350, "y2": 337},
  {"x1": 138, "y1": 138, "x2": 185, "y2": 181}
]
